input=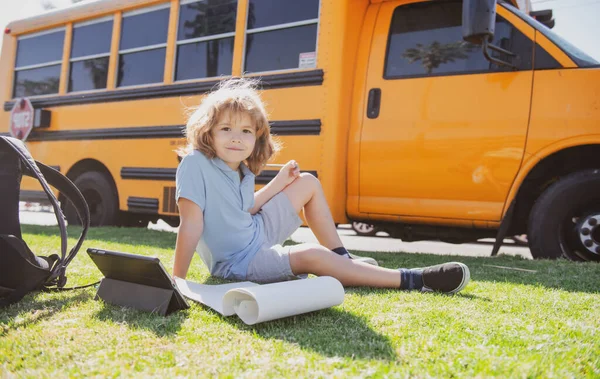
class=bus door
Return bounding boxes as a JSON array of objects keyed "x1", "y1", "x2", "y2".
[{"x1": 358, "y1": 1, "x2": 535, "y2": 221}]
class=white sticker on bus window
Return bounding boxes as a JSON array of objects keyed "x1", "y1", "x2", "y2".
[{"x1": 299, "y1": 52, "x2": 316, "y2": 69}]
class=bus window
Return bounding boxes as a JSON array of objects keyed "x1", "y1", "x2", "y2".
[
  {"x1": 504, "y1": 3, "x2": 599, "y2": 67},
  {"x1": 244, "y1": 0, "x2": 319, "y2": 73},
  {"x1": 13, "y1": 28, "x2": 65, "y2": 97},
  {"x1": 175, "y1": 0, "x2": 237, "y2": 81},
  {"x1": 69, "y1": 17, "x2": 113, "y2": 92},
  {"x1": 117, "y1": 4, "x2": 170, "y2": 87},
  {"x1": 384, "y1": 1, "x2": 533, "y2": 79}
]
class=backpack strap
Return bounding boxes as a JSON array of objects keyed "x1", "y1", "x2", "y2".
[
  {"x1": 34, "y1": 162, "x2": 90, "y2": 269},
  {"x1": 0, "y1": 136, "x2": 90, "y2": 287}
]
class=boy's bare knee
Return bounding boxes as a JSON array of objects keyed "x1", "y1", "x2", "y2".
[
  {"x1": 297, "y1": 172, "x2": 321, "y2": 193},
  {"x1": 295, "y1": 244, "x2": 322, "y2": 265},
  {"x1": 289, "y1": 244, "x2": 329, "y2": 272},
  {"x1": 299, "y1": 172, "x2": 319, "y2": 185}
]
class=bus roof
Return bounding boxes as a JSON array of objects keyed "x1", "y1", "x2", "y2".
[
  {"x1": 6, "y1": 0, "x2": 156, "y2": 35},
  {"x1": 6, "y1": 0, "x2": 530, "y2": 36}
]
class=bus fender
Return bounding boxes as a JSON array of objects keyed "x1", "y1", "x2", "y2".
[{"x1": 491, "y1": 199, "x2": 516, "y2": 256}]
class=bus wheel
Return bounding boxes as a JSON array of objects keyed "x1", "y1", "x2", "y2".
[
  {"x1": 64, "y1": 171, "x2": 118, "y2": 227},
  {"x1": 351, "y1": 221, "x2": 378, "y2": 236},
  {"x1": 528, "y1": 170, "x2": 600, "y2": 262}
]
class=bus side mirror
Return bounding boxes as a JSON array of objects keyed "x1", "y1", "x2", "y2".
[
  {"x1": 462, "y1": 0, "x2": 496, "y2": 45},
  {"x1": 462, "y1": 0, "x2": 517, "y2": 69}
]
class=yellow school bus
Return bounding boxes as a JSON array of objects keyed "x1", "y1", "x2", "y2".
[{"x1": 1, "y1": 0, "x2": 599, "y2": 261}]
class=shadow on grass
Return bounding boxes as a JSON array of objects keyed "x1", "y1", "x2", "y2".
[
  {"x1": 0, "y1": 289, "x2": 187, "y2": 339},
  {"x1": 0, "y1": 291, "x2": 92, "y2": 337},
  {"x1": 251, "y1": 307, "x2": 397, "y2": 360},
  {"x1": 219, "y1": 306, "x2": 396, "y2": 359},
  {"x1": 454, "y1": 292, "x2": 491, "y2": 301},
  {"x1": 190, "y1": 276, "x2": 397, "y2": 360},
  {"x1": 91, "y1": 301, "x2": 188, "y2": 337}
]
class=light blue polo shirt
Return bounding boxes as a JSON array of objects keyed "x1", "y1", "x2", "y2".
[{"x1": 175, "y1": 150, "x2": 265, "y2": 280}]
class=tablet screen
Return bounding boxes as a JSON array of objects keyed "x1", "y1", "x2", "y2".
[{"x1": 87, "y1": 248, "x2": 174, "y2": 290}]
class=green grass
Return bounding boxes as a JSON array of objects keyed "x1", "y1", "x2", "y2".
[{"x1": 1, "y1": 225, "x2": 599, "y2": 378}]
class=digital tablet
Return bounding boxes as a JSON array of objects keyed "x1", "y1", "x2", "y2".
[{"x1": 87, "y1": 247, "x2": 189, "y2": 310}]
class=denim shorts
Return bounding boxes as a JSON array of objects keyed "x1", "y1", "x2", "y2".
[{"x1": 246, "y1": 191, "x2": 307, "y2": 283}]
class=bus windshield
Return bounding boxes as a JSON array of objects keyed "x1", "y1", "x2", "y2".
[{"x1": 503, "y1": 3, "x2": 599, "y2": 67}]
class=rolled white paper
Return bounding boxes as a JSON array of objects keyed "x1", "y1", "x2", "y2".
[
  {"x1": 222, "y1": 276, "x2": 344, "y2": 325},
  {"x1": 175, "y1": 276, "x2": 345, "y2": 325},
  {"x1": 174, "y1": 278, "x2": 258, "y2": 315}
]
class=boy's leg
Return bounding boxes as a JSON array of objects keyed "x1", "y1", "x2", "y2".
[
  {"x1": 289, "y1": 243, "x2": 401, "y2": 287},
  {"x1": 282, "y1": 173, "x2": 342, "y2": 249},
  {"x1": 288, "y1": 243, "x2": 470, "y2": 293},
  {"x1": 282, "y1": 173, "x2": 377, "y2": 265}
]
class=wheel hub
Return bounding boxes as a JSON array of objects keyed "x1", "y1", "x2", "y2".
[
  {"x1": 578, "y1": 214, "x2": 600, "y2": 256},
  {"x1": 355, "y1": 223, "x2": 375, "y2": 233}
]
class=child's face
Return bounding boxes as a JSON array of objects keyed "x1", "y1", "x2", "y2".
[{"x1": 212, "y1": 110, "x2": 257, "y2": 170}]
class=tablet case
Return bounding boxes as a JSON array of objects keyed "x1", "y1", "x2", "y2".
[{"x1": 87, "y1": 248, "x2": 189, "y2": 316}]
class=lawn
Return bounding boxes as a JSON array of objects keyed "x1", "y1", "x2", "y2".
[{"x1": 1, "y1": 225, "x2": 598, "y2": 378}]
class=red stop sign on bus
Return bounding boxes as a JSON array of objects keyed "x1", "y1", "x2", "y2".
[{"x1": 10, "y1": 98, "x2": 34, "y2": 141}]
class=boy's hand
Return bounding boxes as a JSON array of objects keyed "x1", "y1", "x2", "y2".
[{"x1": 274, "y1": 160, "x2": 300, "y2": 188}]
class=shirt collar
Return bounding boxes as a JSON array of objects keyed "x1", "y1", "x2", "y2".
[{"x1": 211, "y1": 157, "x2": 254, "y2": 178}]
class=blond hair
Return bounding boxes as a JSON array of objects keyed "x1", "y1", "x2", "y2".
[{"x1": 179, "y1": 78, "x2": 280, "y2": 175}]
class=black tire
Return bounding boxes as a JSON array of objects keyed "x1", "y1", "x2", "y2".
[
  {"x1": 63, "y1": 171, "x2": 119, "y2": 227},
  {"x1": 528, "y1": 169, "x2": 600, "y2": 261},
  {"x1": 351, "y1": 221, "x2": 377, "y2": 236}
]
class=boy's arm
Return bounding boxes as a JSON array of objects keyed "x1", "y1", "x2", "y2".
[
  {"x1": 173, "y1": 197, "x2": 204, "y2": 279},
  {"x1": 249, "y1": 160, "x2": 300, "y2": 215},
  {"x1": 249, "y1": 180, "x2": 286, "y2": 215}
]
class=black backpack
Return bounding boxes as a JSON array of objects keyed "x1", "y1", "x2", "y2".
[{"x1": 0, "y1": 136, "x2": 90, "y2": 307}]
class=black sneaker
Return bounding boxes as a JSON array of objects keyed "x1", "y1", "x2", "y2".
[{"x1": 421, "y1": 262, "x2": 470, "y2": 294}]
